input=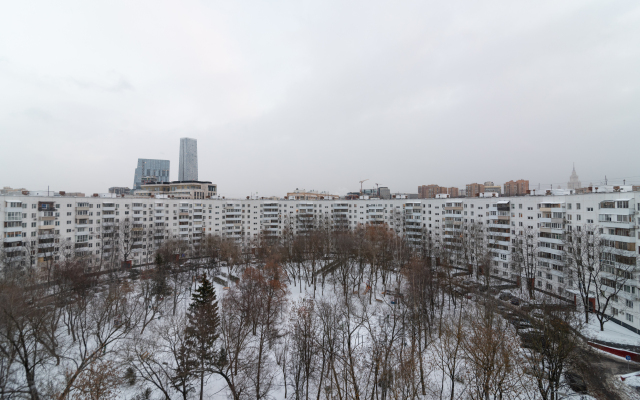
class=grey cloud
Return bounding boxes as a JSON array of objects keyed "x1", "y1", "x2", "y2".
[
  {"x1": 23, "y1": 107, "x2": 58, "y2": 123},
  {"x1": 68, "y1": 71, "x2": 134, "y2": 93},
  {"x1": 0, "y1": 1, "x2": 639, "y2": 196}
]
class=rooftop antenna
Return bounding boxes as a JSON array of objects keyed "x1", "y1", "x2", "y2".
[{"x1": 605, "y1": 175, "x2": 608, "y2": 185}]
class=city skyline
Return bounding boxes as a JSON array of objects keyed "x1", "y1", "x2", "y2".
[{"x1": 1, "y1": 160, "x2": 638, "y2": 197}]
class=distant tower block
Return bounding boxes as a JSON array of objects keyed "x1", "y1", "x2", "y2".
[
  {"x1": 133, "y1": 158, "x2": 170, "y2": 190},
  {"x1": 567, "y1": 163, "x2": 581, "y2": 190},
  {"x1": 179, "y1": 137, "x2": 198, "y2": 181}
]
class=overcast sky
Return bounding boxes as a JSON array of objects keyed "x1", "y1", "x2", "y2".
[{"x1": 1, "y1": 1, "x2": 639, "y2": 197}]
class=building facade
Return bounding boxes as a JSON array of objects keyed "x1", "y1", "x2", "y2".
[
  {"x1": 419, "y1": 185, "x2": 452, "y2": 199},
  {"x1": 484, "y1": 181, "x2": 502, "y2": 195},
  {"x1": 179, "y1": 138, "x2": 198, "y2": 181},
  {"x1": 136, "y1": 181, "x2": 217, "y2": 199},
  {"x1": 568, "y1": 164, "x2": 582, "y2": 190},
  {"x1": 2, "y1": 190, "x2": 639, "y2": 330},
  {"x1": 466, "y1": 183, "x2": 485, "y2": 197},
  {"x1": 286, "y1": 189, "x2": 339, "y2": 200},
  {"x1": 108, "y1": 187, "x2": 131, "y2": 196},
  {"x1": 504, "y1": 179, "x2": 530, "y2": 196},
  {"x1": 133, "y1": 159, "x2": 170, "y2": 190}
]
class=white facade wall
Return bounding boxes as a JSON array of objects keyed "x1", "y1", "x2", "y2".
[{"x1": 2, "y1": 192, "x2": 640, "y2": 325}]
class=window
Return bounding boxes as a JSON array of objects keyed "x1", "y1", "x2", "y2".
[
  {"x1": 626, "y1": 313, "x2": 634, "y2": 323},
  {"x1": 617, "y1": 201, "x2": 629, "y2": 209},
  {"x1": 626, "y1": 300, "x2": 634, "y2": 309},
  {"x1": 576, "y1": 203, "x2": 581, "y2": 210}
]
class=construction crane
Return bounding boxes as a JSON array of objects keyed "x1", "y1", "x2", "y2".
[{"x1": 359, "y1": 179, "x2": 369, "y2": 195}]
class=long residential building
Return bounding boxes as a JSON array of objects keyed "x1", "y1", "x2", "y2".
[{"x1": 2, "y1": 190, "x2": 639, "y2": 328}]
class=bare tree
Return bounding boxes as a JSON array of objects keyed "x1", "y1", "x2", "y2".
[
  {"x1": 56, "y1": 281, "x2": 137, "y2": 400},
  {"x1": 0, "y1": 283, "x2": 58, "y2": 400},
  {"x1": 286, "y1": 299, "x2": 319, "y2": 400},
  {"x1": 511, "y1": 227, "x2": 538, "y2": 299},
  {"x1": 69, "y1": 360, "x2": 121, "y2": 400},
  {"x1": 564, "y1": 225, "x2": 600, "y2": 323},
  {"x1": 433, "y1": 310, "x2": 465, "y2": 400},
  {"x1": 522, "y1": 302, "x2": 580, "y2": 400},
  {"x1": 593, "y1": 230, "x2": 637, "y2": 331},
  {"x1": 462, "y1": 304, "x2": 526, "y2": 400}
]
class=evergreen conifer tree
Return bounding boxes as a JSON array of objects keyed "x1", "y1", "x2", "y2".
[{"x1": 184, "y1": 275, "x2": 220, "y2": 400}]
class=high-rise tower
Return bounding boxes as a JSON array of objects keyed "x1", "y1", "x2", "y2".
[
  {"x1": 567, "y1": 163, "x2": 581, "y2": 190},
  {"x1": 133, "y1": 158, "x2": 170, "y2": 190},
  {"x1": 179, "y1": 138, "x2": 198, "y2": 181}
]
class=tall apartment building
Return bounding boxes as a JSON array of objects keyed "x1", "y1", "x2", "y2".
[
  {"x1": 465, "y1": 183, "x2": 485, "y2": 197},
  {"x1": 179, "y1": 138, "x2": 198, "y2": 181},
  {"x1": 568, "y1": 164, "x2": 582, "y2": 190},
  {"x1": 133, "y1": 159, "x2": 170, "y2": 190},
  {"x1": 484, "y1": 181, "x2": 502, "y2": 195},
  {"x1": 504, "y1": 179, "x2": 530, "y2": 196},
  {"x1": 447, "y1": 187, "x2": 459, "y2": 198},
  {"x1": 419, "y1": 185, "x2": 449, "y2": 199},
  {"x1": 2, "y1": 189, "x2": 639, "y2": 331}
]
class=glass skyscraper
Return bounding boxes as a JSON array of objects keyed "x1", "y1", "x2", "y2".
[
  {"x1": 133, "y1": 159, "x2": 170, "y2": 190},
  {"x1": 179, "y1": 137, "x2": 198, "y2": 181}
]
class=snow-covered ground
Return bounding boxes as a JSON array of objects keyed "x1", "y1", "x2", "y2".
[{"x1": 583, "y1": 317, "x2": 640, "y2": 346}]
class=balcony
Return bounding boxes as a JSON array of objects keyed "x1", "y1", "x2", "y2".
[{"x1": 3, "y1": 236, "x2": 23, "y2": 243}]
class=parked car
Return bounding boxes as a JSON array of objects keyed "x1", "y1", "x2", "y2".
[{"x1": 498, "y1": 292, "x2": 513, "y2": 301}]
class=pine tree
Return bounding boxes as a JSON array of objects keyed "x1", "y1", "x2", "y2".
[{"x1": 184, "y1": 275, "x2": 220, "y2": 400}]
